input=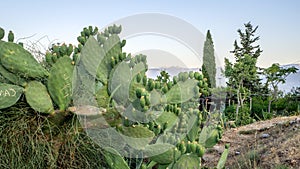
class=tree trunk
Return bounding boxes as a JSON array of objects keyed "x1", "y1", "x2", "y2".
[
  {"x1": 268, "y1": 99, "x2": 272, "y2": 114},
  {"x1": 236, "y1": 89, "x2": 240, "y2": 121},
  {"x1": 249, "y1": 97, "x2": 252, "y2": 111}
]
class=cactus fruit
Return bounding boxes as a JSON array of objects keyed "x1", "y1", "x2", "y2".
[
  {"x1": 178, "y1": 141, "x2": 186, "y2": 154},
  {"x1": 0, "y1": 83, "x2": 23, "y2": 109},
  {"x1": 25, "y1": 81, "x2": 54, "y2": 114},
  {"x1": 195, "y1": 143, "x2": 205, "y2": 157},
  {"x1": 0, "y1": 27, "x2": 4, "y2": 40},
  {"x1": 136, "y1": 73, "x2": 142, "y2": 83},
  {"x1": 8, "y1": 30, "x2": 14, "y2": 42},
  {"x1": 0, "y1": 42, "x2": 49, "y2": 79},
  {"x1": 47, "y1": 56, "x2": 74, "y2": 111}
]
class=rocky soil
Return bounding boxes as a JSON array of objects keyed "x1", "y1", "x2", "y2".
[{"x1": 202, "y1": 115, "x2": 300, "y2": 169}]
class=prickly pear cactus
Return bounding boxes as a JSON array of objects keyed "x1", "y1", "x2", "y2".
[
  {"x1": 0, "y1": 25, "x2": 226, "y2": 169},
  {"x1": 0, "y1": 83, "x2": 23, "y2": 109}
]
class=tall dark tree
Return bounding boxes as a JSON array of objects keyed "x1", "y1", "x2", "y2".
[{"x1": 202, "y1": 30, "x2": 216, "y2": 88}]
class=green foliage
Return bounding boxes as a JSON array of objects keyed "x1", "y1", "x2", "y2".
[
  {"x1": 263, "y1": 63, "x2": 298, "y2": 113},
  {"x1": 224, "y1": 22, "x2": 263, "y2": 120}
]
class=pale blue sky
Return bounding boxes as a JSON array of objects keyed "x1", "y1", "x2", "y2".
[{"x1": 1, "y1": 0, "x2": 299, "y2": 68}]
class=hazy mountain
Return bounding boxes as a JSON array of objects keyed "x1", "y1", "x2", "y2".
[{"x1": 278, "y1": 64, "x2": 300, "y2": 93}]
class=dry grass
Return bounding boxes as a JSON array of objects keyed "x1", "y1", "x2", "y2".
[
  {"x1": 202, "y1": 115, "x2": 300, "y2": 169},
  {"x1": 0, "y1": 101, "x2": 107, "y2": 169}
]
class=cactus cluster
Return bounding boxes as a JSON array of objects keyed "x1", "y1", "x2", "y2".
[{"x1": 0, "y1": 26, "x2": 228, "y2": 168}]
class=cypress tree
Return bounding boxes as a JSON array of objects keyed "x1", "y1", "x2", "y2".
[{"x1": 202, "y1": 30, "x2": 216, "y2": 88}]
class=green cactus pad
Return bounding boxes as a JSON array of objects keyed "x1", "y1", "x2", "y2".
[
  {"x1": 155, "y1": 111, "x2": 178, "y2": 130},
  {"x1": 81, "y1": 36, "x2": 105, "y2": 78},
  {"x1": 25, "y1": 81, "x2": 54, "y2": 114},
  {"x1": 165, "y1": 79, "x2": 198, "y2": 104},
  {"x1": 95, "y1": 84, "x2": 110, "y2": 108},
  {"x1": 103, "y1": 147, "x2": 130, "y2": 169},
  {"x1": 109, "y1": 62, "x2": 131, "y2": 105},
  {"x1": 146, "y1": 144, "x2": 181, "y2": 164},
  {"x1": 97, "y1": 34, "x2": 122, "y2": 84},
  {"x1": 217, "y1": 145, "x2": 229, "y2": 169},
  {"x1": 187, "y1": 115, "x2": 199, "y2": 142},
  {"x1": 0, "y1": 83, "x2": 23, "y2": 109},
  {"x1": 199, "y1": 125, "x2": 221, "y2": 148},
  {"x1": 0, "y1": 64, "x2": 27, "y2": 87},
  {"x1": 47, "y1": 56, "x2": 74, "y2": 111},
  {"x1": 173, "y1": 153, "x2": 201, "y2": 169},
  {"x1": 120, "y1": 125, "x2": 154, "y2": 149},
  {"x1": 0, "y1": 42, "x2": 49, "y2": 79}
]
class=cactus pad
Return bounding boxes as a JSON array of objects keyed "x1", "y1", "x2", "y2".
[
  {"x1": 47, "y1": 56, "x2": 74, "y2": 110},
  {"x1": 0, "y1": 64, "x2": 27, "y2": 87},
  {"x1": 103, "y1": 147, "x2": 130, "y2": 169},
  {"x1": 0, "y1": 83, "x2": 23, "y2": 109},
  {"x1": 120, "y1": 125, "x2": 154, "y2": 149},
  {"x1": 25, "y1": 81, "x2": 54, "y2": 114},
  {"x1": 173, "y1": 153, "x2": 200, "y2": 169},
  {"x1": 0, "y1": 42, "x2": 49, "y2": 79}
]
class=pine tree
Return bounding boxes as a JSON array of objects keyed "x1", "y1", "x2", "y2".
[
  {"x1": 227, "y1": 22, "x2": 263, "y2": 93},
  {"x1": 224, "y1": 22, "x2": 263, "y2": 119},
  {"x1": 202, "y1": 30, "x2": 216, "y2": 88}
]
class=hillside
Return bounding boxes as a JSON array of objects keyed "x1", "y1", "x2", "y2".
[{"x1": 202, "y1": 115, "x2": 300, "y2": 169}]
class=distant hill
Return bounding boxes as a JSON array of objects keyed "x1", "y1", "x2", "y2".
[{"x1": 278, "y1": 64, "x2": 300, "y2": 93}]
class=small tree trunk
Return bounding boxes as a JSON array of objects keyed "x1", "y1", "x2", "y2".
[
  {"x1": 249, "y1": 97, "x2": 252, "y2": 111},
  {"x1": 268, "y1": 99, "x2": 272, "y2": 114},
  {"x1": 236, "y1": 90, "x2": 240, "y2": 121}
]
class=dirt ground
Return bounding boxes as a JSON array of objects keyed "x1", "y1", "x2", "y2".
[{"x1": 202, "y1": 115, "x2": 300, "y2": 169}]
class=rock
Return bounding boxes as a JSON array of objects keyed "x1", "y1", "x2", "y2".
[
  {"x1": 261, "y1": 133, "x2": 270, "y2": 138},
  {"x1": 235, "y1": 151, "x2": 240, "y2": 155}
]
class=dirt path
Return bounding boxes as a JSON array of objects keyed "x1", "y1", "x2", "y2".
[{"x1": 202, "y1": 115, "x2": 300, "y2": 169}]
